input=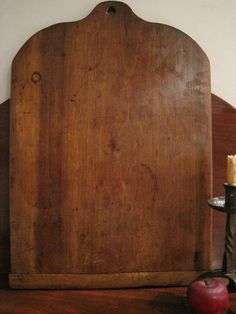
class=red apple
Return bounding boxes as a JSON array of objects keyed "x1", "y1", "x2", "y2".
[{"x1": 187, "y1": 277, "x2": 229, "y2": 314}]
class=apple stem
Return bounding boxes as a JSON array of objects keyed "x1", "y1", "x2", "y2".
[{"x1": 204, "y1": 279, "x2": 209, "y2": 286}]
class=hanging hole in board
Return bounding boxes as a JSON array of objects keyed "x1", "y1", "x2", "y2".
[{"x1": 106, "y1": 6, "x2": 116, "y2": 15}]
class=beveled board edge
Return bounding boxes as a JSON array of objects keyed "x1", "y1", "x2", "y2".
[{"x1": 9, "y1": 271, "x2": 209, "y2": 289}]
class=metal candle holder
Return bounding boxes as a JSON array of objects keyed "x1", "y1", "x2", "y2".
[{"x1": 208, "y1": 183, "x2": 236, "y2": 289}]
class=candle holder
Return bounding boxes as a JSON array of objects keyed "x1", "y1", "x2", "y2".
[{"x1": 206, "y1": 183, "x2": 236, "y2": 290}]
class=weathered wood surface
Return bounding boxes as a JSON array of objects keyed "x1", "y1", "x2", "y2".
[
  {"x1": 0, "y1": 97, "x2": 235, "y2": 287},
  {"x1": 2, "y1": 94, "x2": 233, "y2": 287},
  {"x1": 9, "y1": 1, "x2": 212, "y2": 288},
  {"x1": 0, "y1": 287, "x2": 236, "y2": 314},
  {"x1": 9, "y1": 271, "x2": 206, "y2": 289},
  {"x1": 0, "y1": 287, "x2": 194, "y2": 314},
  {"x1": 0, "y1": 95, "x2": 232, "y2": 287}
]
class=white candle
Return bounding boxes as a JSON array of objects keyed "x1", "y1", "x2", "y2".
[{"x1": 227, "y1": 155, "x2": 236, "y2": 186}]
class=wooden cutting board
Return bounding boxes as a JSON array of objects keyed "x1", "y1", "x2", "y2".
[{"x1": 10, "y1": 1, "x2": 212, "y2": 289}]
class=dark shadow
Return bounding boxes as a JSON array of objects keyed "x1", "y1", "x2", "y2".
[
  {"x1": 148, "y1": 292, "x2": 191, "y2": 314},
  {"x1": 0, "y1": 99, "x2": 10, "y2": 288}
]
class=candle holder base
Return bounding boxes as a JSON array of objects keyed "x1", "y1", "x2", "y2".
[{"x1": 199, "y1": 271, "x2": 236, "y2": 291}]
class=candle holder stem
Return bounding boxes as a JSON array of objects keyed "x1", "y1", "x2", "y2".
[
  {"x1": 222, "y1": 212, "x2": 236, "y2": 274},
  {"x1": 201, "y1": 183, "x2": 236, "y2": 290}
]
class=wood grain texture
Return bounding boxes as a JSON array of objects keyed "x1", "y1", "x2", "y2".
[
  {"x1": 1, "y1": 93, "x2": 233, "y2": 287},
  {"x1": 10, "y1": 1, "x2": 212, "y2": 288},
  {"x1": 9, "y1": 271, "x2": 206, "y2": 289},
  {"x1": 0, "y1": 94, "x2": 235, "y2": 288},
  {"x1": 0, "y1": 99, "x2": 10, "y2": 288},
  {"x1": 1, "y1": 287, "x2": 236, "y2": 314},
  {"x1": 0, "y1": 288, "x2": 193, "y2": 314}
]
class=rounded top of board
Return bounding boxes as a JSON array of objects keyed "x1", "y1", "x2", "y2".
[{"x1": 12, "y1": 1, "x2": 209, "y2": 66}]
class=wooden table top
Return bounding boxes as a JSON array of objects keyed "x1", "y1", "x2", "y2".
[{"x1": 0, "y1": 287, "x2": 235, "y2": 314}]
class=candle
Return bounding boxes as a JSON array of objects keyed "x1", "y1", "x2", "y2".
[{"x1": 227, "y1": 155, "x2": 236, "y2": 186}]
